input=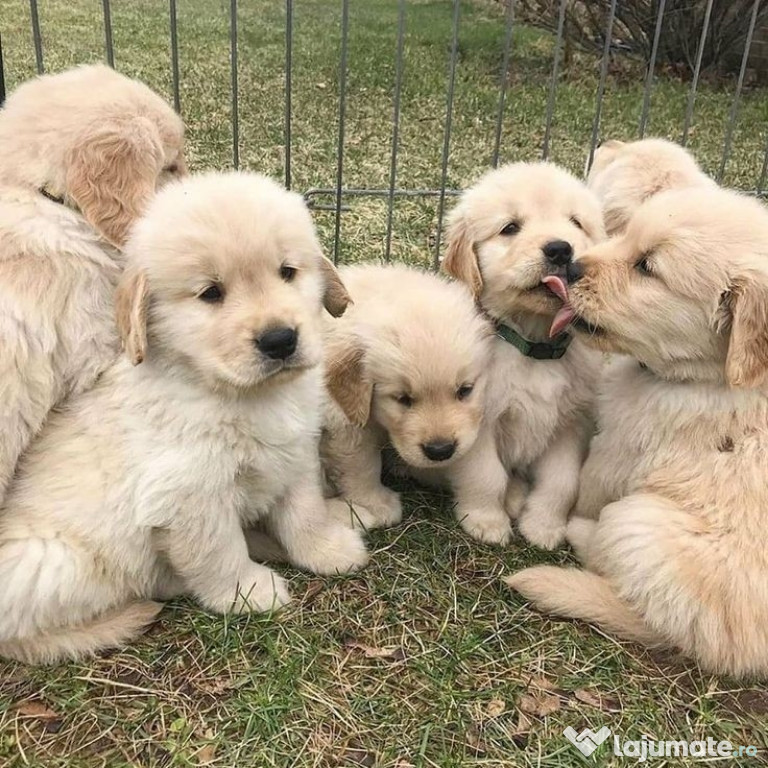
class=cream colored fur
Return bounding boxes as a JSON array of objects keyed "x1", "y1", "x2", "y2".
[
  {"x1": 321, "y1": 264, "x2": 494, "y2": 535},
  {"x1": 443, "y1": 162, "x2": 605, "y2": 547},
  {"x1": 0, "y1": 172, "x2": 367, "y2": 665},
  {"x1": 508, "y1": 186, "x2": 768, "y2": 678},
  {"x1": 587, "y1": 138, "x2": 713, "y2": 236},
  {"x1": 0, "y1": 65, "x2": 185, "y2": 507}
]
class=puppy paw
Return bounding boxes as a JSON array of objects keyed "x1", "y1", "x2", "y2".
[
  {"x1": 517, "y1": 508, "x2": 567, "y2": 550},
  {"x1": 294, "y1": 523, "x2": 369, "y2": 575},
  {"x1": 337, "y1": 488, "x2": 403, "y2": 529},
  {"x1": 204, "y1": 565, "x2": 291, "y2": 615},
  {"x1": 565, "y1": 516, "x2": 597, "y2": 561},
  {"x1": 458, "y1": 506, "x2": 513, "y2": 545}
]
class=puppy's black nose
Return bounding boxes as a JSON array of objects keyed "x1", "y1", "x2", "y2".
[
  {"x1": 421, "y1": 440, "x2": 457, "y2": 462},
  {"x1": 542, "y1": 239, "x2": 573, "y2": 266},
  {"x1": 257, "y1": 327, "x2": 298, "y2": 360},
  {"x1": 566, "y1": 260, "x2": 584, "y2": 283}
]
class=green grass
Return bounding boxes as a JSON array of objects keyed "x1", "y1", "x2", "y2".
[{"x1": 2, "y1": 1, "x2": 768, "y2": 765}]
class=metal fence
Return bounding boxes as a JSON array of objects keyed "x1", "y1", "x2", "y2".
[{"x1": 2, "y1": 0, "x2": 767, "y2": 265}]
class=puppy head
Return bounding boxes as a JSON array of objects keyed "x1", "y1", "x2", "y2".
[
  {"x1": 117, "y1": 171, "x2": 349, "y2": 390},
  {"x1": 0, "y1": 65, "x2": 186, "y2": 247},
  {"x1": 326, "y1": 266, "x2": 493, "y2": 469},
  {"x1": 444, "y1": 162, "x2": 604, "y2": 326},
  {"x1": 588, "y1": 138, "x2": 713, "y2": 236},
  {"x1": 562, "y1": 186, "x2": 768, "y2": 387}
]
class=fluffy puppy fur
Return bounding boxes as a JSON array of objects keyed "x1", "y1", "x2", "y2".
[
  {"x1": 0, "y1": 172, "x2": 367, "y2": 665},
  {"x1": 0, "y1": 65, "x2": 185, "y2": 505},
  {"x1": 507, "y1": 186, "x2": 768, "y2": 678},
  {"x1": 587, "y1": 138, "x2": 713, "y2": 236},
  {"x1": 322, "y1": 264, "x2": 494, "y2": 535},
  {"x1": 443, "y1": 162, "x2": 605, "y2": 547}
]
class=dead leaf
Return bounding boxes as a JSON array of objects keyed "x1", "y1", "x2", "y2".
[
  {"x1": 486, "y1": 699, "x2": 506, "y2": 718},
  {"x1": 518, "y1": 692, "x2": 561, "y2": 717},
  {"x1": 465, "y1": 724, "x2": 487, "y2": 754},
  {"x1": 511, "y1": 711, "x2": 531, "y2": 748},
  {"x1": 197, "y1": 744, "x2": 216, "y2": 765},
  {"x1": 528, "y1": 675, "x2": 557, "y2": 692},
  {"x1": 14, "y1": 701, "x2": 59, "y2": 720},
  {"x1": 344, "y1": 640, "x2": 405, "y2": 661},
  {"x1": 574, "y1": 689, "x2": 621, "y2": 713}
]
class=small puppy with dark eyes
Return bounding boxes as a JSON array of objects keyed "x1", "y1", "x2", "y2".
[
  {"x1": 443, "y1": 162, "x2": 606, "y2": 547},
  {"x1": 0, "y1": 65, "x2": 186, "y2": 506},
  {"x1": 507, "y1": 185, "x2": 768, "y2": 678},
  {"x1": 587, "y1": 138, "x2": 713, "y2": 236},
  {"x1": 321, "y1": 264, "x2": 495, "y2": 538},
  {"x1": 0, "y1": 172, "x2": 367, "y2": 665}
]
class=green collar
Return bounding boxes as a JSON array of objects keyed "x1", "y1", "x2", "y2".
[{"x1": 495, "y1": 322, "x2": 572, "y2": 360}]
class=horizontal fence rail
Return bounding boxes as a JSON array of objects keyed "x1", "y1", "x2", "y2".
[{"x1": 2, "y1": 0, "x2": 767, "y2": 263}]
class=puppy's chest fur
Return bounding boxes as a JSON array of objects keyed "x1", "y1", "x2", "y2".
[
  {"x1": 491, "y1": 338, "x2": 599, "y2": 467},
  {"x1": 590, "y1": 358, "x2": 768, "y2": 518}
]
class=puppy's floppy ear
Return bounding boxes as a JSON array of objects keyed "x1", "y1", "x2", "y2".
[
  {"x1": 442, "y1": 207, "x2": 482, "y2": 298},
  {"x1": 725, "y1": 274, "x2": 768, "y2": 388},
  {"x1": 325, "y1": 330, "x2": 373, "y2": 427},
  {"x1": 318, "y1": 255, "x2": 352, "y2": 317},
  {"x1": 115, "y1": 266, "x2": 149, "y2": 366},
  {"x1": 66, "y1": 117, "x2": 163, "y2": 248}
]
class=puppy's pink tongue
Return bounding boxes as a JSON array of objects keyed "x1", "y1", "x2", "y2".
[
  {"x1": 541, "y1": 275, "x2": 569, "y2": 302},
  {"x1": 549, "y1": 306, "x2": 575, "y2": 338}
]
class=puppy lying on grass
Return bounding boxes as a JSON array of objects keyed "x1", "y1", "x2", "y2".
[
  {"x1": 321, "y1": 264, "x2": 495, "y2": 538},
  {"x1": 0, "y1": 172, "x2": 367, "y2": 665},
  {"x1": 443, "y1": 163, "x2": 606, "y2": 548}
]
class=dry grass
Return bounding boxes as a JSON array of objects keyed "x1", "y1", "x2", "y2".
[{"x1": 2, "y1": 0, "x2": 768, "y2": 765}]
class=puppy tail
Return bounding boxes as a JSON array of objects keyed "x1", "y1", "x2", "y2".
[
  {"x1": 0, "y1": 601, "x2": 162, "y2": 665},
  {"x1": 505, "y1": 566, "x2": 665, "y2": 648}
]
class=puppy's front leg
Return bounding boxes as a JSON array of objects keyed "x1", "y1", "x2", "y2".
[
  {"x1": 517, "y1": 421, "x2": 587, "y2": 550},
  {"x1": 573, "y1": 438, "x2": 620, "y2": 520},
  {"x1": 324, "y1": 421, "x2": 402, "y2": 528},
  {"x1": 165, "y1": 507, "x2": 289, "y2": 614},
  {"x1": 449, "y1": 425, "x2": 512, "y2": 545},
  {"x1": 270, "y1": 453, "x2": 369, "y2": 575}
]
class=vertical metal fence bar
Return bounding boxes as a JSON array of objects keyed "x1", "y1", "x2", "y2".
[
  {"x1": 29, "y1": 0, "x2": 44, "y2": 74},
  {"x1": 586, "y1": 0, "x2": 617, "y2": 172},
  {"x1": 638, "y1": 0, "x2": 666, "y2": 137},
  {"x1": 717, "y1": 0, "x2": 759, "y2": 183},
  {"x1": 284, "y1": 0, "x2": 294, "y2": 190},
  {"x1": 229, "y1": 0, "x2": 240, "y2": 169},
  {"x1": 384, "y1": 0, "x2": 406, "y2": 263},
  {"x1": 758, "y1": 132, "x2": 768, "y2": 195},
  {"x1": 102, "y1": 0, "x2": 114, "y2": 67},
  {"x1": 542, "y1": 0, "x2": 566, "y2": 160},
  {"x1": 0, "y1": 32, "x2": 5, "y2": 107},
  {"x1": 433, "y1": 0, "x2": 461, "y2": 269},
  {"x1": 491, "y1": 0, "x2": 515, "y2": 168},
  {"x1": 332, "y1": 0, "x2": 350, "y2": 264},
  {"x1": 681, "y1": 0, "x2": 714, "y2": 146},
  {"x1": 169, "y1": 0, "x2": 181, "y2": 113}
]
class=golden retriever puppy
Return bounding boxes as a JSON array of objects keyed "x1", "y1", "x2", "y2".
[
  {"x1": 0, "y1": 172, "x2": 367, "y2": 665},
  {"x1": 507, "y1": 185, "x2": 768, "y2": 678},
  {"x1": 322, "y1": 264, "x2": 495, "y2": 537},
  {"x1": 588, "y1": 138, "x2": 713, "y2": 236},
  {"x1": 443, "y1": 163, "x2": 605, "y2": 547},
  {"x1": 0, "y1": 65, "x2": 185, "y2": 505}
]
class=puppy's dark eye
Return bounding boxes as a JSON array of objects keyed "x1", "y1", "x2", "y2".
[
  {"x1": 396, "y1": 394, "x2": 414, "y2": 408},
  {"x1": 570, "y1": 216, "x2": 584, "y2": 231},
  {"x1": 280, "y1": 264, "x2": 297, "y2": 282},
  {"x1": 635, "y1": 256, "x2": 653, "y2": 275},
  {"x1": 164, "y1": 163, "x2": 179, "y2": 174},
  {"x1": 456, "y1": 384, "x2": 474, "y2": 401},
  {"x1": 500, "y1": 221, "x2": 521, "y2": 236},
  {"x1": 198, "y1": 284, "x2": 224, "y2": 303}
]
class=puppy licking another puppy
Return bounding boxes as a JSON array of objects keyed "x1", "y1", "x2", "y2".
[{"x1": 0, "y1": 172, "x2": 367, "y2": 664}]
